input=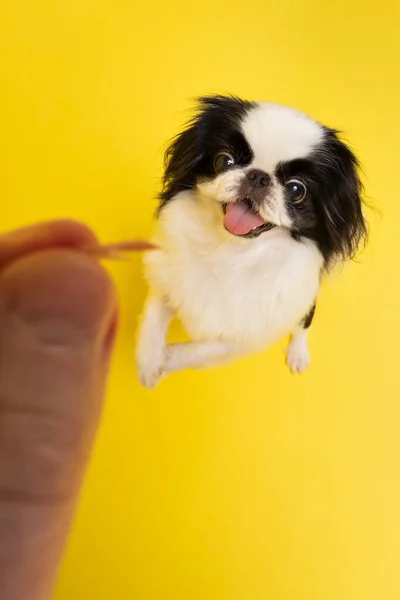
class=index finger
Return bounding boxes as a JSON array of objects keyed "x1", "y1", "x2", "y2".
[{"x1": 0, "y1": 220, "x2": 156, "y2": 268}]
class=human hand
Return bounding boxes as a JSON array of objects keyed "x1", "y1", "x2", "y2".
[{"x1": 0, "y1": 220, "x2": 119, "y2": 599}]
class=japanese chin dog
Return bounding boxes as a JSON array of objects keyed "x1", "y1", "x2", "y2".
[{"x1": 136, "y1": 95, "x2": 367, "y2": 389}]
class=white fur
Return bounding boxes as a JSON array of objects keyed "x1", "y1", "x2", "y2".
[
  {"x1": 136, "y1": 103, "x2": 324, "y2": 387},
  {"x1": 286, "y1": 327, "x2": 311, "y2": 374},
  {"x1": 137, "y1": 192, "x2": 322, "y2": 387},
  {"x1": 242, "y1": 103, "x2": 324, "y2": 172},
  {"x1": 136, "y1": 296, "x2": 172, "y2": 389}
]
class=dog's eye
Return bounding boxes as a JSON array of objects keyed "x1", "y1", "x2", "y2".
[
  {"x1": 214, "y1": 152, "x2": 235, "y2": 173},
  {"x1": 285, "y1": 179, "x2": 307, "y2": 203}
]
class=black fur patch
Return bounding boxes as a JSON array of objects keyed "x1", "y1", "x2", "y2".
[
  {"x1": 301, "y1": 303, "x2": 316, "y2": 329},
  {"x1": 159, "y1": 96, "x2": 255, "y2": 212},
  {"x1": 275, "y1": 129, "x2": 367, "y2": 265}
]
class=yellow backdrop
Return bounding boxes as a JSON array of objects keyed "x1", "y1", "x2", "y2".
[{"x1": 1, "y1": 1, "x2": 399, "y2": 598}]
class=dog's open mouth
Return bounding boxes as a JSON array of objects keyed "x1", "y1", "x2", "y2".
[{"x1": 222, "y1": 200, "x2": 275, "y2": 238}]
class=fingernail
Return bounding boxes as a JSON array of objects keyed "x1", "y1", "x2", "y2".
[{"x1": 0, "y1": 250, "x2": 117, "y2": 349}]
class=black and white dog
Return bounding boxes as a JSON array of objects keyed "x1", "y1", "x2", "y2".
[{"x1": 136, "y1": 96, "x2": 367, "y2": 388}]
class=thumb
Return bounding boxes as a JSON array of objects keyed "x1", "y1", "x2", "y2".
[{"x1": 0, "y1": 249, "x2": 117, "y2": 600}]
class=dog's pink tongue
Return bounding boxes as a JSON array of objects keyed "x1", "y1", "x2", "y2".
[{"x1": 224, "y1": 201, "x2": 265, "y2": 235}]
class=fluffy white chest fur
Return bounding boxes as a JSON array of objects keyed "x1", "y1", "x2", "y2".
[
  {"x1": 146, "y1": 192, "x2": 322, "y2": 347},
  {"x1": 137, "y1": 193, "x2": 323, "y2": 388}
]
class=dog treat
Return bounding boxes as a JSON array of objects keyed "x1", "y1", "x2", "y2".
[{"x1": 84, "y1": 240, "x2": 158, "y2": 260}]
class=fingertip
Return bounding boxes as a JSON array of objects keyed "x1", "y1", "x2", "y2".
[
  {"x1": 0, "y1": 250, "x2": 118, "y2": 348},
  {"x1": 0, "y1": 220, "x2": 99, "y2": 270},
  {"x1": 39, "y1": 219, "x2": 99, "y2": 247}
]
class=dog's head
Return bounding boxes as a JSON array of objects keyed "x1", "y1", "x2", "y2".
[{"x1": 159, "y1": 95, "x2": 367, "y2": 264}]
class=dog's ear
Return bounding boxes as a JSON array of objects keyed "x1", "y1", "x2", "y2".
[
  {"x1": 158, "y1": 114, "x2": 204, "y2": 213},
  {"x1": 161, "y1": 123, "x2": 203, "y2": 199},
  {"x1": 316, "y1": 131, "x2": 367, "y2": 264}
]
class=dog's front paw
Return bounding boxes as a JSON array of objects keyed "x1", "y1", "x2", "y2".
[
  {"x1": 136, "y1": 346, "x2": 165, "y2": 389},
  {"x1": 286, "y1": 337, "x2": 310, "y2": 374}
]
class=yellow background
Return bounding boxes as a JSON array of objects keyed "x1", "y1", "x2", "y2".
[{"x1": 1, "y1": 1, "x2": 399, "y2": 598}]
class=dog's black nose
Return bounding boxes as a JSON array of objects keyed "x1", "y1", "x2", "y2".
[{"x1": 247, "y1": 169, "x2": 271, "y2": 187}]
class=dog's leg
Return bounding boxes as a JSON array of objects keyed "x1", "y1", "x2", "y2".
[
  {"x1": 286, "y1": 303, "x2": 316, "y2": 374},
  {"x1": 136, "y1": 295, "x2": 173, "y2": 389},
  {"x1": 164, "y1": 340, "x2": 242, "y2": 374}
]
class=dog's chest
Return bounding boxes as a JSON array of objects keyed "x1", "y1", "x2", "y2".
[{"x1": 145, "y1": 225, "x2": 321, "y2": 347}]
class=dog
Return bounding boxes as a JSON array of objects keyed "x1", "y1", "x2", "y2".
[{"x1": 136, "y1": 95, "x2": 367, "y2": 388}]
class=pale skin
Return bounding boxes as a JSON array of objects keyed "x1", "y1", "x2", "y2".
[{"x1": 0, "y1": 220, "x2": 123, "y2": 600}]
